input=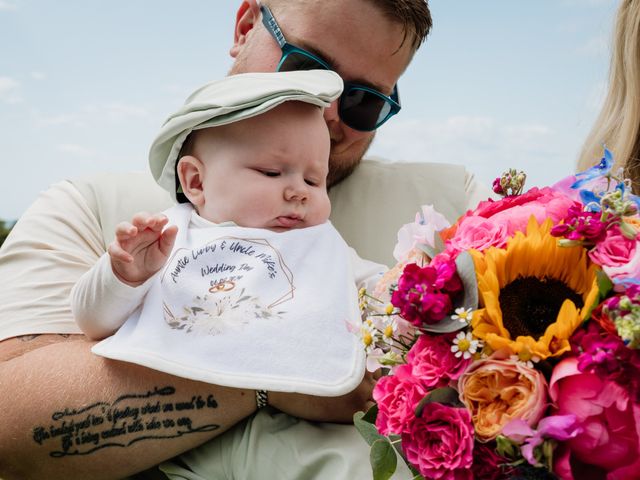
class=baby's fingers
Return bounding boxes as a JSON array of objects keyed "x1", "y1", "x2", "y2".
[
  {"x1": 131, "y1": 212, "x2": 168, "y2": 232},
  {"x1": 114, "y1": 221, "x2": 138, "y2": 241},
  {"x1": 108, "y1": 241, "x2": 134, "y2": 263},
  {"x1": 159, "y1": 225, "x2": 178, "y2": 257}
]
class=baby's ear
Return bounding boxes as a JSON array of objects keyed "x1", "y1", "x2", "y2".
[{"x1": 177, "y1": 156, "x2": 205, "y2": 208}]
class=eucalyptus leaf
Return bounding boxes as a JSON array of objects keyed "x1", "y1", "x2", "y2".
[
  {"x1": 354, "y1": 409, "x2": 385, "y2": 447},
  {"x1": 362, "y1": 403, "x2": 379, "y2": 424},
  {"x1": 370, "y1": 438, "x2": 397, "y2": 480},
  {"x1": 422, "y1": 251, "x2": 478, "y2": 333},
  {"x1": 415, "y1": 387, "x2": 462, "y2": 417},
  {"x1": 416, "y1": 242, "x2": 438, "y2": 260}
]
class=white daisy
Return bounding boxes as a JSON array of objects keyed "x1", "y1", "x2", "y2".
[
  {"x1": 360, "y1": 323, "x2": 379, "y2": 353},
  {"x1": 380, "y1": 318, "x2": 398, "y2": 345},
  {"x1": 509, "y1": 352, "x2": 541, "y2": 369},
  {"x1": 451, "y1": 307, "x2": 474, "y2": 324},
  {"x1": 451, "y1": 331, "x2": 481, "y2": 359}
]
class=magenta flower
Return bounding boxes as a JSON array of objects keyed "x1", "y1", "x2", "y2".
[
  {"x1": 401, "y1": 403, "x2": 474, "y2": 480},
  {"x1": 373, "y1": 364, "x2": 426, "y2": 436},
  {"x1": 502, "y1": 415, "x2": 582, "y2": 466},
  {"x1": 406, "y1": 334, "x2": 471, "y2": 389},
  {"x1": 391, "y1": 261, "x2": 462, "y2": 326},
  {"x1": 492, "y1": 177, "x2": 504, "y2": 195},
  {"x1": 550, "y1": 204, "x2": 608, "y2": 242},
  {"x1": 572, "y1": 322, "x2": 640, "y2": 401}
]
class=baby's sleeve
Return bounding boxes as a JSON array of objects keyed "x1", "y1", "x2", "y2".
[{"x1": 71, "y1": 253, "x2": 154, "y2": 340}]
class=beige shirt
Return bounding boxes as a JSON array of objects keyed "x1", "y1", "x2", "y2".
[{"x1": 0, "y1": 159, "x2": 491, "y2": 342}]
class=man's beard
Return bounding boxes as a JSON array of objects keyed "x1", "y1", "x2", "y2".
[{"x1": 327, "y1": 133, "x2": 374, "y2": 188}]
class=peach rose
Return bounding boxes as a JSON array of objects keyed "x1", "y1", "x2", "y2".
[{"x1": 457, "y1": 356, "x2": 548, "y2": 441}]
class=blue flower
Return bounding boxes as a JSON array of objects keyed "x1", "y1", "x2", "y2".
[
  {"x1": 579, "y1": 190, "x2": 602, "y2": 211},
  {"x1": 571, "y1": 147, "x2": 613, "y2": 189}
]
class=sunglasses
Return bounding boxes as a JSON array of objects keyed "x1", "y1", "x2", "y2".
[{"x1": 260, "y1": 4, "x2": 401, "y2": 132}]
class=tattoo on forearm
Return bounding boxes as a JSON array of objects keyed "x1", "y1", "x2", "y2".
[
  {"x1": 19, "y1": 334, "x2": 42, "y2": 342},
  {"x1": 19, "y1": 333, "x2": 71, "y2": 342},
  {"x1": 32, "y1": 386, "x2": 220, "y2": 457}
]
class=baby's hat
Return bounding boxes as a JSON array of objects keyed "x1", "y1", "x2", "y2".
[{"x1": 149, "y1": 70, "x2": 343, "y2": 200}]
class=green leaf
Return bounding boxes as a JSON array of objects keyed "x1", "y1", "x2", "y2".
[
  {"x1": 596, "y1": 270, "x2": 613, "y2": 298},
  {"x1": 370, "y1": 438, "x2": 397, "y2": 480},
  {"x1": 362, "y1": 403, "x2": 378, "y2": 424},
  {"x1": 415, "y1": 387, "x2": 461, "y2": 417},
  {"x1": 354, "y1": 408, "x2": 385, "y2": 447}
]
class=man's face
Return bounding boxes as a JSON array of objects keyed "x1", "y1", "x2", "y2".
[{"x1": 229, "y1": 0, "x2": 415, "y2": 186}]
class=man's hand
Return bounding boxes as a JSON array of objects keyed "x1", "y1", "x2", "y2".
[
  {"x1": 108, "y1": 212, "x2": 178, "y2": 286},
  {"x1": 269, "y1": 370, "x2": 377, "y2": 423}
]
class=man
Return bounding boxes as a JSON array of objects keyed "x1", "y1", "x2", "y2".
[{"x1": 0, "y1": 1, "x2": 485, "y2": 479}]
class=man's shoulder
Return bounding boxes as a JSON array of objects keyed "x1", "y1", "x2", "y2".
[
  {"x1": 329, "y1": 157, "x2": 487, "y2": 267},
  {"x1": 70, "y1": 171, "x2": 173, "y2": 244}
]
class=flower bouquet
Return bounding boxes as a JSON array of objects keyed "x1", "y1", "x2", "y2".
[{"x1": 355, "y1": 149, "x2": 640, "y2": 480}]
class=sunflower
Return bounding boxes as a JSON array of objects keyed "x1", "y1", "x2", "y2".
[{"x1": 470, "y1": 217, "x2": 600, "y2": 359}]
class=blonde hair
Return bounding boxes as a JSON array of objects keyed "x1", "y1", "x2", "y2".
[{"x1": 578, "y1": 0, "x2": 640, "y2": 191}]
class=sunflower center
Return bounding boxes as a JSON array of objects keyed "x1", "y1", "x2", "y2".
[{"x1": 499, "y1": 276, "x2": 584, "y2": 338}]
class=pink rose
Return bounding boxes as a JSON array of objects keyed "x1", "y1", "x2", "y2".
[
  {"x1": 401, "y1": 403, "x2": 474, "y2": 480},
  {"x1": 589, "y1": 226, "x2": 640, "y2": 283},
  {"x1": 373, "y1": 365, "x2": 426, "y2": 436},
  {"x1": 406, "y1": 334, "x2": 471, "y2": 389},
  {"x1": 446, "y1": 215, "x2": 508, "y2": 255},
  {"x1": 550, "y1": 357, "x2": 640, "y2": 479},
  {"x1": 451, "y1": 187, "x2": 577, "y2": 238},
  {"x1": 457, "y1": 356, "x2": 548, "y2": 441}
]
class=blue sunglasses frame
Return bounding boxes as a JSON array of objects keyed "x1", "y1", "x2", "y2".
[{"x1": 260, "y1": 4, "x2": 401, "y2": 132}]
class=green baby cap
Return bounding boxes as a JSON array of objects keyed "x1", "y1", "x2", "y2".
[{"x1": 149, "y1": 69, "x2": 343, "y2": 200}]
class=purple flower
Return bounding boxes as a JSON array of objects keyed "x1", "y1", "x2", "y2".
[{"x1": 502, "y1": 415, "x2": 582, "y2": 466}]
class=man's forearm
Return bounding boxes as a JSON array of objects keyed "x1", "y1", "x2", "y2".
[{"x1": 0, "y1": 336, "x2": 256, "y2": 480}]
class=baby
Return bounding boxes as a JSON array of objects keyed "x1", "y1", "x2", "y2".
[{"x1": 71, "y1": 70, "x2": 383, "y2": 403}]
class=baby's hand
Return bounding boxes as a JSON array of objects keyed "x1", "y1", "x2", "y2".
[{"x1": 108, "y1": 212, "x2": 178, "y2": 286}]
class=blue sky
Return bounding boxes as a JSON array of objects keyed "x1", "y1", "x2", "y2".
[{"x1": 0, "y1": 0, "x2": 619, "y2": 220}]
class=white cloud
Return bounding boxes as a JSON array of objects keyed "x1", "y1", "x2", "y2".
[
  {"x1": 368, "y1": 115, "x2": 578, "y2": 191},
  {"x1": 0, "y1": 76, "x2": 22, "y2": 103},
  {"x1": 37, "y1": 102, "x2": 150, "y2": 127},
  {"x1": 56, "y1": 143, "x2": 96, "y2": 156},
  {"x1": 0, "y1": 1, "x2": 17, "y2": 11},
  {"x1": 578, "y1": 33, "x2": 610, "y2": 56}
]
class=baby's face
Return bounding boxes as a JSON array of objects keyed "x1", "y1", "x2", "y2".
[{"x1": 194, "y1": 102, "x2": 331, "y2": 231}]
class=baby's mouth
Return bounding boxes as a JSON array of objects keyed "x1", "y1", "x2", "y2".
[{"x1": 275, "y1": 215, "x2": 303, "y2": 228}]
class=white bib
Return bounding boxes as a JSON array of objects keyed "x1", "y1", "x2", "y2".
[{"x1": 92, "y1": 204, "x2": 365, "y2": 396}]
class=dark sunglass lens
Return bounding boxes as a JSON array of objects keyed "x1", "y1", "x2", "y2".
[
  {"x1": 279, "y1": 52, "x2": 327, "y2": 72},
  {"x1": 340, "y1": 88, "x2": 389, "y2": 131}
]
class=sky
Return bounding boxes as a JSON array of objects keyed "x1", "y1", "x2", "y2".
[{"x1": 0, "y1": 0, "x2": 619, "y2": 220}]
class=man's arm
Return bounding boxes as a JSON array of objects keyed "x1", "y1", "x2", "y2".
[
  {"x1": 0, "y1": 335, "x2": 374, "y2": 480},
  {"x1": 0, "y1": 335, "x2": 255, "y2": 480}
]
